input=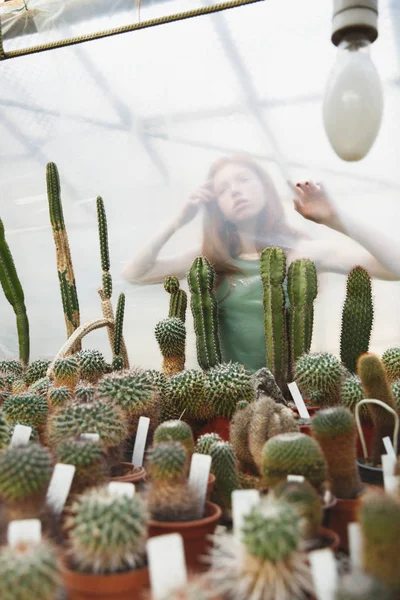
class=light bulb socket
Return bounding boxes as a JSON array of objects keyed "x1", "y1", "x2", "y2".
[{"x1": 331, "y1": 0, "x2": 378, "y2": 46}]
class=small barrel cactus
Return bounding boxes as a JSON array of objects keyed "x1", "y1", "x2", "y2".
[
  {"x1": 0, "y1": 359, "x2": 24, "y2": 376},
  {"x1": 146, "y1": 441, "x2": 188, "y2": 483},
  {"x1": 195, "y1": 432, "x2": 223, "y2": 456},
  {"x1": 166, "y1": 369, "x2": 212, "y2": 421},
  {"x1": 47, "y1": 385, "x2": 71, "y2": 408},
  {"x1": 153, "y1": 420, "x2": 195, "y2": 456},
  {"x1": 53, "y1": 356, "x2": 80, "y2": 390},
  {"x1": 210, "y1": 441, "x2": 240, "y2": 513},
  {"x1": 24, "y1": 359, "x2": 51, "y2": 387},
  {"x1": 261, "y1": 432, "x2": 328, "y2": 492},
  {"x1": 391, "y1": 380, "x2": 400, "y2": 408},
  {"x1": 340, "y1": 375, "x2": 371, "y2": 421},
  {"x1": 155, "y1": 317, "x2": 186, "y2": 377},
  {"x1": 0, "y1": 541, "x2": 59, "y2": 600},
  {"x1": 75, "y1": 382, "x2": 96, "y2": 403},
  {"x1": 3, "y1": 392, "x2": 48, "y2": 429},
  {"x1": 382, "y1": 347, "x2": 400, "y2": 382},
  {"x1": 0, "y1": 443, "x2": 52, "y2": 504},
  {"x1": 66, "y1": 486, "x2": 147, "y2": 574},
  {"x1": 295, "y1": 352, "x2": 343, "y2": 406},
  {"x1": 56, "y1": 437, "x2": 108, "y2": 495},
  {"x1": 11, "y1": 378, "x2": 26, "y2": 394},
  {"x1": 30, "y1": 376, "x2": 51, "y2": 398},
  {"x1": 76, "y1": 349, "x2": 107, "y2": 384},
  {"x1": 204, "y1": 362, "x2": 255, "y2": 419},
  {"x1": 271, "y1": 479, "x2": 322, "y2": 544}
]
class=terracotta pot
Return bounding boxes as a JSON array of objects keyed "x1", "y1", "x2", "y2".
[
  {"x1": 356, "y1": 423, "x2": 374, "y2": 458},
  {"x1": 147, "y1": 501, "x2": 222, "y2": 572},
  {"x1": 328, "y1": 484, "x2": 375, "y2": 553},
  {"x1": 60, "y1": 562, "x2": 149, "y2": 600},
  {"x1": 299, "y1": 423, "x2": 312, "y2": 437},
  {"x1": 303, "y1": 527, "x2": 340, "y2": 553},
  {"x1": 110, "y1": 463, "x2": 147, "y2": 489},
  {"x1": 290, "y1": 405, "x2": 320, "y2": 417},
  {"x1": 206, "y1": 473, "x2": 216, "y2": 501},
  {"x1": 198, "y1": 417, "x2": 230, "y2": 441}
]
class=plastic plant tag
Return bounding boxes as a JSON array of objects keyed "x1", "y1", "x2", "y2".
[
  {"x1": 188, "y1": 453, "x2": 211, "y2": 519},
  {"x1": 348, "y1": 522, "x2": 362, "y2": 569},
  {"x1": 9, "y1": 424, "x2": 32, "y2": 447},
  {"x1": 46, "y1": 463, "x2": 76, "y2": 514},
  {"x1": 287, "y1": 382, "x2": 310, "y2": 419},
  {"x1": 7, "y1": 519, "x2": 41, "y2": 547},
  {"x1": 383, "y1": 436, "x2": 396, "y2": 459},
  {"x1": 108, "y1": 481, "x2": 135, "y2": 498},
  {"x1": 80, "y1": 433, "x2": 100, "y2": 442},
  {"x1": 384, "y1": 475, "x2": 399, "y2": 494},
  {"x1": 382, "y1": 454, "x2": 397, "y2": 491},
  {"x1": 147, "y1": 533, "x2": 187, "y2": 600},
  {"x1": 309, "y1": 548, "x2": 337, "y2": 600},
  {"x1": 131, "y1": 416, "x2": 150, "y2": 467},
  {"x1": 287, "y1": 474, "x2": 305, "y2": 483},
  {"x1": 232, "y1": 489, "x2": 260, "y2": 541}
]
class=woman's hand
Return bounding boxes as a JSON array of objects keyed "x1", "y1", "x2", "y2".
[
  {"x1": 175, "y1": 180, "x2": 216, "y2": 228},
  {"x1": 288, "y1": 180, "x2": 338, "y2": 228}
]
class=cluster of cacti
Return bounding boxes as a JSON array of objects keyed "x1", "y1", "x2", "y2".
[
  {"x1": 295, "y1": 352, "x2": 343, "y2": 406},
  {"x1": 75, "y1": 348, "x2": 107, "y2": 384},
  {"x1": 0, "y1": 541, "x2": 59, "y2": 600},
  {"x1": 24, "y1": 358, "x2": 51, "y2": 387},
  {"x1": 167, "y1": 369, "x2": 213, "y2": 421},
  {"x1": 209, "y1": 499, "x2": 313, "y2": 600},
  {"x1": 261, "y1": 431, "x2": 328, "y2": 492},
  {"x1": 203, "y1": 361, "x2": 254, "y2": 419},
  {"x1": 340, "y1": 374, "x2": 371, "y2": 422},
  {"x1": 164, "y1": 275, "x2": 187, "y2": 322},
  {"x1": 340, "y1": 266, "x2": 374, "y2": 373},
  {"x1": 187, "y1": 256, "x2": 222, "y2": 371},
  {"x1": 53, "y1": 356, "x2": 80, "y2": 391},
  {"x1": 357, "y1": 352, "x2": 399, "y2": 465},
  {"x1": 56, "y1": 437, "x2": 108, "y2": 496},
  {"x1": 0, "y1": 218, "x2": 30, "y2": 366},
  {"x1": 230, "y1": 396, "x2": 298, "y2": 475},
  {"x1": 46, "y1": 161, "x2": 81, "y2": 348},
  {"x1": 381, "y1": 347, "x2": 400, "y2": 382},
  {"x1": 311, "y1": 407, "x2": 362, "y2": 499},
  {"x1": 66, "y1": 486, "x2": 147, "y2": 574},
  {"x1": 154, "y1": 420, "x2": 195, "y2": 456},
  {"x1": 155, "y1": 317, "x2": 186, "y2": 377},
  {"x1": 3, "y1": 392, "x2": 48, "y2": 430}
]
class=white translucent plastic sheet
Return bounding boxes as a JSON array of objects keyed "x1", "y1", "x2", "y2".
[{"x1": 0, "y1": 0, "x2": 400, "y2": 369}]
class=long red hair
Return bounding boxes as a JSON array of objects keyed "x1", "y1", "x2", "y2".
[{"x1": 201, "y1": 155, "x2": 303, "y2": 275}]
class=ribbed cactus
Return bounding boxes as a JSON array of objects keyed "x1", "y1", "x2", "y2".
[
  {"x1": 47, "y1": 385, "x2": 71, "y2": 408},
  {"x1": 56, "y1": 438, "x2": 108, "y2": 496},
  {"x1": 76, "y1": 349, "x2": 106, "y2": 384},
  {"x1": 261, "y1": 432, "x2": 328, "y2": 492},
  {"x1": 340, "y1": 375, "x2": 371, "y2": 421},
  {"x1": 24, "y1": 359, "x2": 50, "y2": 387},
  {"x1": 335, "y1": 572, "x2": 394, "y2": 600},
  {"x1": 272, "y1": 479, "x2": 322, "y2": 543},
  {"x1": 53, "y1": 356, "x2": 80, "y2": 391},
  {"x1": 359, "y1": 490, "x2": 400, "y2": 593},
  {"x1": 46, "y1": 161, "x2": 80, "y2": 347},
  {"x1": 155, "y1": 317, "x2": 186, "y2": 377},
  {"x1": 66, "y1": 486, "x2": 147, "y2": 574},
  {"x1": 204, "y1": 361, "x2": 254, "y2": 419},
  {"x1": 210, "y1": 441, "x2": 239, "y2": 513},
  {"x1": 391, "y1": 380, "x2": 400, "y2": 408},
  {"x1": 0, "y1": 411, "x2": 10, "y2": 448},
  {"x1": 195, "y1": 432, "x2": 223, "y2": 456},
  {"x1": 146, "y1": 441, "x2": 188, "y2": 482},
  {"x1": 97, "y1": 195, "x2": 112, "y2": 300},
  {"x1": 382, "y1": 347, "x2": 400, "y2": 382},
  {"x1": 295, "y1": 352, "x2": 342, "y2": 406},
  {"x1": 167, "y1": 369, "x2": 212, "y2": 421},
  {"x1": 97, "y1": 368, "x2": 157, "y2": 416},
  {"x1": 0, "y1": 359, "x2": 24, "y2": 376},
  {"x1": 0, "y1": 218, "x2": 30, "y2": 366},
  {"x1": 311, "y1": 407, "x2": 362, "y2": 499},
  {"x1": 112, "y1": 292, "x2": 125, "y2": 370},
  {"x1": 260, "y1": 247, "x2": 287, "y2": 390},
  {"x1": 187, "y1": 256, "x2": 221, "y2": 370},
  {"x1": 0, "y1": 443, "x2": 52, "y2": 503},
  {"x1": 164, "y1": 275, "x2": 187, "y2": 323},
  {"x1": 154, "y1": 421, "x2": 195, "y2": 456},
  {"x1": 3, "y1": 392, "x2": 48, "y2": 429},
  {"x1": 340, "y1": 267, "x2": 374, "y2": 373},
  {"x1": 287, "y1": 259, "x2": 318, "y2": 372},
  {"x1": 0, "y1": 541, "x2": 59, "y2": 600},
  {"x1": 357, "y1": 352, "x2": 399, "y2": 465}
]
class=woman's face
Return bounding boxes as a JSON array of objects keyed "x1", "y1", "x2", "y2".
[{"x1": 212, "y1": 163, "x2": 266, "y2": 225}]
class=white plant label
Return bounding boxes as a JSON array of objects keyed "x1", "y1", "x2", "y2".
[
  {"x1": 348, "y1": 522, "x2": 362, "y2": 569},
  {"x1": 383, "y1": 436, "x2": 396, "y2": 459},
  {"x1": 287, "y1": 382, "x2": 310, "y2": 419},
  {"x1": 287, "y1": 474, "x2": 305, "y2": 483},
  {"x1": 188, "y1": 453, "x2": 211, "y2": 519},
  {"x1": 309, "y1": 548, "x2": 337, "y2": 600},
  {"x1": 232, "y1": 489, "x2": 260, "y2": 541},
  {"x1": 382, "y1": 454, "x2": 397, "y2": 492},
  {"x1": 46, "y1": 463, "x2": 76, "y2": 514},
  {"x1": 10, "y1": 424, "x2": 32, "y2": 447},
  {"x1": 8, "y1": 519, "x2": 41, "y2": 547},
  {"x1": 80, "y1": 433, "x2": 100, "y2": 442},
  {"x1": 131, "y1": 416, "x2": 150, "y2": 467},
  {"x1": 108, "y1": 481, "x2": 135, "y2": 498},
  {"x1": 147, "y1": 533, "x2": 187, "y2": 600}
]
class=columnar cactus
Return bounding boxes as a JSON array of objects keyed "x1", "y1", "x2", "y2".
[
  {"x1": 271, "y1": 479, "x2": 322, "y2": 543},
  {"x1": 76, "y1": 348, "x2": 107, "y2": 384},
  {"x1": 47, "y1": 161, "x2": 80, "y2": 347},
  {"x1": 155, "y1": 317, "x2": 186, "y2": 377},
  {"x1": 187, "y1": 256, "x2": 221, "y2": 370},
  {"x1": 340, "y1": 267, "x2": 374, "y2": 373},
  {"x1": 0, "y1": 443, "x2": 52, "y2": 504},
  {"x1": 154, "y1": 421, "x2": 195, "y2": 456},
  {"x1": 164, "y1": 275, "x2": 187, "y2": 323},
  {"x1": 0, "y1": 218, "x2": 30, "y2": 366},
  {"x1": 66, "y1": 486, "x2": 147, "y2": 574},
  {"x1": 210, "y1": 441, "x2": 240, "y2": 513},
  {"x1": 112, "y1": 292, "x2": 125, "y2": 370},
  {"x1": 56, "y1": 438, "x2": 108, "y2": 495},
  {"x1": 167, "y1": 369, "x2": 212, "y2": 421},
  {"x1": 261, "y1": 432, "x2": 328, "y2": 492},
  {"x1": 97, "y1": 195, "x2": 112, "y2": 300},
  {"x1": 24, "y1": 359, "x2": 51, "y2": 387},
  {"x1": 311, "y1": 407, "x2": 362, "y2": 499},
  {"x1": 3, "y1": 392, "x2": 48, "y2": 429},
  {"x1": 294, "y1": 352, "x2": 342, "y2": 406},
  {"x1": 382, "y1": 347, "x2": 400, "y2": 382},
  {"x1": 204, "y1": 361, "x2": 254, "y2": 419},
  {"x1": 53, "y1": 356, "x2": 80, "y2": 391}
]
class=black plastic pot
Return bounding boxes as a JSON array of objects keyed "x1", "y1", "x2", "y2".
[{"x1": 357, "y1": 458, "x2": 383, "y2": 487}]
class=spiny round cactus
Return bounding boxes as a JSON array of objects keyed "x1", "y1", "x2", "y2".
[
  {"x1": 272, "y1": 479, "x2": 322, "y2": 542},
  {"x1": 47, "y1": 386, "x2": 71, "y2": 407},
  {"x1": 0, "y1": 359, "x2": 24, "y2": 376},
  {"x1": 11, "y1": 378, "x2": 26, "y2": 394},
  {"x1": 96, "y1": 369, "x2": 157, "y2": 415},
  {"x1": 146, "y1": 369, "x2": 168, "y2": 394},
  {"x1": 154, "y1": 421, "x2": 195, "y2": 456},
  {"x1": 335, "y1": 572, "x2": 394, "y2": 600},
  {"x1": 0, "y1": 541, "x2": 59, "y2": 600},
  {"x1": 167, "y1": 369, "x2": 208, "y2": 419},
  {"x1": 146, "y1": 441, "x2": 188, "y2": 482},
  {"x1": 24, "y1": 359, "x2": 51, "y2": 386},
  {"x1": 382, "y1": 347, "x2": 400, "y2": 382},
  {"x1": 210, "y1": 441, "x2": 239, "y2": 511},
  {"x1": 76, "y1": 349, "x2": 106, "y2": 384},
  {"x1": 3, "y1": 392, "x2": 48, "y2": 429},
  {"x1": 261, "y1": 432, "x2": 328, "y2": 492},
  {"x1": 204, "y1": 361, "x2": 255, "y2": 419},
  {"x1": 56, "y1": 438, "x2": 107, "y2": 493},
  {"x1": 53, "y1": 356, "x2": 80, "y2": 389},
  {"x1": 195, "y1": 432, "x2": 223, "y2": 456},
  {"x1": 391, "y1": 380, "x2": 400, "y2": 408},
  {"x1": 341, "y1": 375, "x2": 371, "y2": 420},
  {"x1": 295, "y1": 352, "x2": 342, "y2": 406},
  {"x1": 30, "y1": 376, "x2": 51, "y2": 398},
  {"x1": 155, "y1": 317, "x2": 186, "y2": 357},
  {"x1": 0, "y1": 411, "x2": 10, "y2": 449},
  {"x1": 0, "y1": 443, "x2": 52, "y2": 502},
  {"x1": 66, "y1": 486, "x2": 147, "y2": 574},
  {"x1": 164, "y1": 275, "x2": 180, "y2": 294},
  {"x1": 48, "y1": 400, "x2": 128, "y2": 448},
  {"x1": 75, "y1": 382, "x2": 96, "y2": 403}
]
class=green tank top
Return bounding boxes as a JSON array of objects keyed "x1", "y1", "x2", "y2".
[{"x1": 215, "y1": 257, "x2": 289, "y2": 373}]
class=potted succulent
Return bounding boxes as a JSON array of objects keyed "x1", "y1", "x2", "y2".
[{"x1": 60, "y1": 485, "x2": 149, "y2": 600}]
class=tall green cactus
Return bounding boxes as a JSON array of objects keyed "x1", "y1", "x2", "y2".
[
  {"x1": 0, "y1": 218, "x2": 29, "y2": 366},
  {"x1": 46, "y1": 162, "x2": 80, "y2": 346},
  {"x1": 187, "y1": 256, "x2": 221, "y2": 370},
  {"x1": 97, "y1": 196, "x2": 112, "y2": 299},
  {"x1": 340, "y1": 266, "x2": 374, "y2": 373},
  {"x1": 260, "y1": 247, "x2": 287, "y2": 389},
  {"x1": 112, "y1": 292, "x2": 125, "y2": 370},
  {"x1": 164, "y1": 276, "x2": 187, "y2": 323}
]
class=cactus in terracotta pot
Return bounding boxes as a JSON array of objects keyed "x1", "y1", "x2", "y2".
[
  {"x1": 154, "y1": 420, "x2": 195, "y2": 456},
  {"x1": 295, "y1": 352, "x2": 343, "y2": 407},
  {"x1": 204, "y1": 361, "x2": 254, "y2": 419},
  {"x1": 155, "y1": 317, "x2": 186, "y2": 377},
  {"x1": 164, "y1": 275, "x2": 187, "y2": 323}
]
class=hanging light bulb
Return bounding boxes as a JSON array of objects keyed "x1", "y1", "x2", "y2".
[{"x1": 323, "y1": 0, "x2": 383, "y2": 161}]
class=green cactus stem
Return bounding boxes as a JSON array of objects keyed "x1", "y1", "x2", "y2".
[
  {"x1": 56, "y1": 438, "x2": 108, "y2": 496},
  {"x1": 112, "y1": 292, "x2": 125, "y2": 370},
  {"x1": 97, "y1": 196, "x2": 112, "y2": 300},
  {"x1": 295, "y1": 352, "x2": 342, "y2": 407},
  {"x1": 0, "y1": 218, "x2": 30, "y2": 366},
  {"x1": 210, "y1": 441, "x2": 240, "y2": 514},
  {"x1": 154, "y1": 420, "x2": 195, "y2": 456},
  {"x1": 24, "y1": 359, "x2": 51, "y2": 387},
  {"x1": 340, "y1": 267, "x2": 374, "y2": 373},
  {"x1": 155, "y1": 317, "x2": 186, "y2": 377},
  {"x1": 46, "y1": 161, "x2": 80, "y2": 348},
  {"x1": 164, "y1": 275, "x2": 187, "y2": 323},
  {"x1": 3, "y1": 392, "x2": 48, "y2": 430},
  {"x1": 53, "y1": 356, "x2": 80, "y2": 391},
  {"x1": 204, "y1": 361, "x2": 254, "y2": 419},
  {"x1": 187, "y1": 256, "x2": 221, "y2": 370}
]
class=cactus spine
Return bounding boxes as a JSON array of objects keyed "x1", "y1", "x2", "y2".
[
  {"x1": 164, "y1": 275, "x2": 187, "y2": 322},
  {"x1": 46, "y1": 161, "x2": 80, "y2": 348},
  {"x1": 187, "y1": 256, "x2": 221, "y2": 370},
  {"x1": 0, "y1": 218, "x2": 29, "y2": 366},
  {"x1": 340, "y1": 267, "x2": 374, "y2": 373}
]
